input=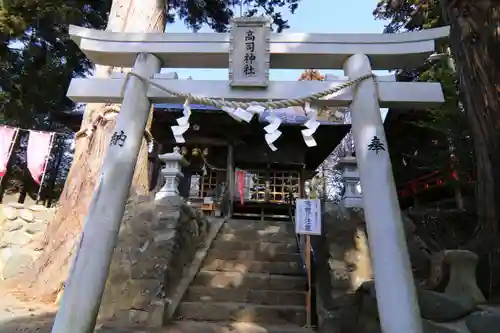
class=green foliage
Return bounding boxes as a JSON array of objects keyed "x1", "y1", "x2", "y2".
[
  {"x1": 374, "y1": 0, "x2": 473, "y2": 186},
  {"x1": 417, "y1": 58, "x2": 473, "y2": 181},
  {"x1": 0, "y1": 0, "x2": 111, "y2": 128},
  {"x1": 0, "y1": 0, "x2": 301, "y2": 197},
  {"x1": 0, "y1": 0, "x2": 301, "y2": 128},
  {"x1": 373, "y1": 0, "x2": 443, "y2": 33},
  {"x1": 168, "y1": 0, "x2": 301, "y2": 33}
]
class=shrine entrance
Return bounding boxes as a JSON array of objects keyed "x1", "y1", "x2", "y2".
[{"x1": 55, "y1": 17, "x2": 449, "y2": 333}]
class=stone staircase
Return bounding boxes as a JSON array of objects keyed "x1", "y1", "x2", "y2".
[{"x1": 173, "y1": 218, "x2": 312, "y2": 333}]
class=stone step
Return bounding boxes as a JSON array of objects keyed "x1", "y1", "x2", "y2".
[
  {"x1": 185, "y1": 286, "x2": 306, "y2": 306},
  {"x1": 172, "y1": 320, "x2": 314, "y2": 333},
  {"x1": 226, "y1": 219, "x2": 295, "y2": 230},
  {"x1": 175, "y1": 302, "x2": 306, "y2": 326},
  {"x1": 192, "y1": 271, "x2": 307, "y2": 291},
  {"x1": 221, "y1": 224, "x2": 294, "y2": 236},
  {"x1": 202, "y1": 259, "x2": 304, "y2": 275},
  {"x1": 205, "y1": 249, "x2": 302, "y2": 263},
  {"x1": 211, "y1": 239, "x2": 299, "y2": 254},
  {"x1": 216, "y1": 231, "x2": 296, "y2": 243}
]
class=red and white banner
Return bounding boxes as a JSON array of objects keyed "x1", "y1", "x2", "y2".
[
  {"x1": 0, "y1": 126, "x2": 18, "y2": 178},
  {"x1": 27, "y1": 131, "x2": 54, "y2": 184}
]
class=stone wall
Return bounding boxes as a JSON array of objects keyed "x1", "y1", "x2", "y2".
[
  {"x1": 354, "y1": 278, "x2": 500, "y2": 333},
  {"x1": 97, "y1": 195, "x2": 213, "y2": 328},
  {"x1": 313, "y1": 203, "x2": 373, "y2": 333},
  {"x1": 0, "y1": 203, "x2": 54, "y2": 280},
  {"x1": 316, "y1": 203, "x2": 500, "y2": 333}
]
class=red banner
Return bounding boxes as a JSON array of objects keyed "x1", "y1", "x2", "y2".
[
  {"x1": 236, "y1": 170, "x2": 245, "y2": 205},
  {"x1": 27, "y1": 131, "x2": 54, "y2": 184},
  {"x1": 0, "y1": 126, "x2": 18, "y2": 178}
]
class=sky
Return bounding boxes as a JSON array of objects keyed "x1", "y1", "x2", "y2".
[{"x1": 163, "y1": 0, "x2": 389, "y2": 80}]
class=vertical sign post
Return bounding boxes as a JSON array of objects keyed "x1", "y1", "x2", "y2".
[
  {"x1": 295, "y1": 198, "x2": 321, "y2": 327},
  {"x1": 229, "y1": 17, "x2": 271, "y2": 88}
]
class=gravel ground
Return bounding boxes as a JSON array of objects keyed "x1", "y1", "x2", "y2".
[{"x1": 0, "y1": 294, "x2": 56, "y2": 333}]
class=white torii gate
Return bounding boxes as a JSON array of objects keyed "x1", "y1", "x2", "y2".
[{"x1": 52, "y1": 18, "x2": 449, "y2": 333}]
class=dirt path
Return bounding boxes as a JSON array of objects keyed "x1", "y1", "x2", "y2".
[
  {"x1": 0, "y1": 293, "x2": 56, "y2": 333},
  {"x1": 0, "y1": 293, "x2": 186, "y2": 333}
]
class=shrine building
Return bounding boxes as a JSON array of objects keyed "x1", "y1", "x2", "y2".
[{"x1": 57, "y1": 103, "x2": 349, "y2": 218}]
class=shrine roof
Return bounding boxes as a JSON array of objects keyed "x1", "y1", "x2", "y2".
[
  {"x1": 154, "y1": 103, "x2": 344, "y2": 125},
  {"x1": 56, "y1": 103, "x2": 346, "y2": 131},
  {"x1": 152, "y1": 105, "x2": 349, "y2": 170},
  {"x1": 55, "y1": 104, "x2": 349, "y2": 170}
]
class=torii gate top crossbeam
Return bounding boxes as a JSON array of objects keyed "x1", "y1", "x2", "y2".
[{"x1": 69, "y1": 25, "x2": 449, "y2": 70}]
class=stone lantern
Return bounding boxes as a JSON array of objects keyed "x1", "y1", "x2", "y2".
[
  {"x1": 338, "y1": 156, "x2": 363, "y2": 208},
  {"x1": 155, "y1": 147, "x2": 189, "y2": 204}
]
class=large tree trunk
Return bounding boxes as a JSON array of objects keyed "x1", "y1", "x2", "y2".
[
  {"x1": 11, "y1": 0, "x2": 166, "y2": 301},
  {"x1": 442, "y1": 0, "x2": 500, "y2": 252}
]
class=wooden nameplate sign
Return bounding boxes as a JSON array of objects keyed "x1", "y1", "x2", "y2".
[{"x1": 229, "y1": 17, "x2": 271, "y2": 89}]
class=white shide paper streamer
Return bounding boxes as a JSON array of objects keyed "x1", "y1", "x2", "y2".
[
  {"x1": 222, "y1": 104, "x2": 266, "y2": 123},
  {"x1": 171, "y1": 99, "x2": 191, "y2": 143},
  {"x1": 301, "y1": 102, "x2": 320, "y2": 147},
  {"x1": 222, "y1": 105, "x2": 283, "y2": 151},
  {"x1": 264, "y1": 110, "x2": 282, "y2": 151}
]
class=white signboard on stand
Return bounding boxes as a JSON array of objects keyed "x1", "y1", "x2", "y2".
[
  {"x1": 229, "y1": 17, "x2": 271, "y2": 88},
  {"x1": 295, "y1": 199, "x2": 322, "y2": 235}
]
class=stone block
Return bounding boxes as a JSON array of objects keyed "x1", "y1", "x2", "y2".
[
  {"x1": 444, "y1": 250, "x2": 486, "y2": 308},
  {"x1": 147, "y1": 299, "x2": 167, "y2": 327},
  {"x1": 25, "y1": 221, "x2": 47, "y2": 234},
  {"x1": 2, "y1": 220, "x2": 24, "y2": 232},
  {"x1": 358, "y1": 280, "x2": 477, "y2": 322},
  {"x1": 128, "y1": 309, "x2": 149, "y2": 324},
  {"x1": 153, "y1": 230, "x2": 177, "y2": 244},
  {"x1": 1, "y1": 252, "x2": 33, "y2": 280},
  {"x1": 330, "y1": 290, "x2": 360, "y2": 309},
  {"x1": 6, "y1": 202, "x2": 24, "y2": 209},
  {"x1": 1, "y1": 230, "x2": 32, "y2": 246},
  {"x1": 328, "y1": 259, "x2": 353, "y2": 289},
  {"x1": 356, "y1": 312, "x2": 381, "y2": 333},
  {"x1": 27, "y1": 204, "x2": 47, "y2": 212},
  {"x1": 465, "y1": 309, "x2": 500, "y2": 333},
  {"x1": 130, "y1": 261, "x2": 168, "y2": 280},
  {"x1": 2, "y1": 205, "x2": 18, "y2": 220},
  {"x1": 418, "y1": 289, "x2": 476, "y2": 322},
  {"x1": 18, "y1": 209, "x2": 34, "y2": 222},
  {"x1": 422, "y1": 319, "x2": 470, "y2": 333},
  {"x1": 323, "y1": 209, "x2": 373, "y2": 294}
]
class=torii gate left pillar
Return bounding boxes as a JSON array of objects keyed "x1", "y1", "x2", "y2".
[{"x1": 51, "y1": 53, "x2": 162, "y2": 333}]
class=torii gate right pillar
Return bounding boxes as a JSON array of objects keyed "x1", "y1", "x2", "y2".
[{"x1": 344, "y1": 53, "x2": 423, "y2": 333}]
